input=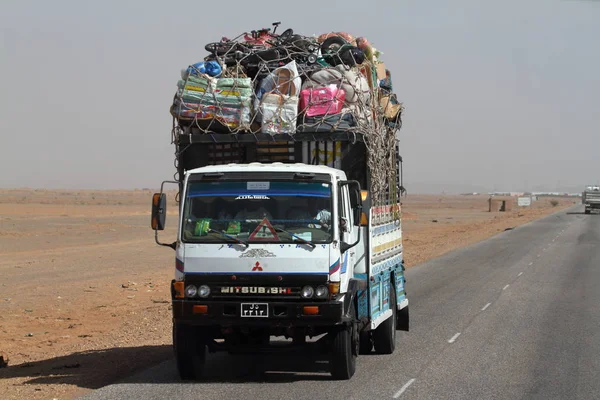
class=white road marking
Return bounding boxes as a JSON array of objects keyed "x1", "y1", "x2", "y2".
[
  {"x1": 503, "y1": 284, "x2": 510, "y2": 291},
  {"x1": 481, "y1": 302, "x2": 491, "y2": 311},
  {"x1": 529, "y1": 262, "x2": 533, "y2": 266},
  {"x1": 448, "y1": 332, "x2": 461, "y2": 343},
  {"x1": 394, "y1": 378, "x2": 416, "y2": 398},
  {"x1": 518, "y1": 272, "x2": 523, "y2": 277}
]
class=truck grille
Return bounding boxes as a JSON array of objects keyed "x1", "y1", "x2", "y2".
[{"x1": 586, "y1": 194, "x2": 600, "y2": 201}]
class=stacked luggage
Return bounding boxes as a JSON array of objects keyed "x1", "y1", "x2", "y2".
[{"x1": 169, "y1": 24, "x2": 403, "y2": 135}]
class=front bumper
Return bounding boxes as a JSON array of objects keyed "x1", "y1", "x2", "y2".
[{"x1": 172, "y1": 299, "x2": 345, "y2": 327}]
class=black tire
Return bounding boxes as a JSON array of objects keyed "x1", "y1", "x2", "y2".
[
  {"x1": 320, "y1": 36, "x2": 348, "y2": 67},
  {"x1": 278, "y1": 28, "x2": 294, "y2": 44},
  {"x1": 205, "y1": 42, "x2": 233, "y2": 56},
  {"x1": 321, "y1": 36, "x2": 348, "y2": 52},
  {"x1": 173, "y1": 323, "x2": 206, "y2": 380},
  {"x1": 329, "y1": 302, "x2": 358, "y2": 380},
  {"x1": 359, "y1": 331, "x2": 373, "y2": 354},
  {"x1": 585, "y1": 209, "x2": 591, "y2": 214},
  {"x1": 373, "y1": 282, "x2": 397, "y2": 354}
]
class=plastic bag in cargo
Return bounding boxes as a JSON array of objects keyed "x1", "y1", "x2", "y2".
[
  {"x1": 213, "y1": 77, "x2": 253, "y2": 130},
  {"x1": 299, "y1": 85, "x2": 346, "y2": 117},
  {"x1": 173, "y1": 75, "x2": 253, "y2": 130},
  {"x1": 170, "y1": 97, "x2": 217, "y2": 121},
  {"x1": 171, "y1": 95, "x2": 250, "y2": 132},
  {"x1": 184, "y1": 61, "x2": 222, "y2": 78},
  {"x1": 254, "y1": 60, "x2": 301, "y2": 123},
  {"x1": 260, "y1": 93, "x2": 299, "y2": 135},
  {"x1": 173, "y1": 73, "x2": 217, "y2": 121},
  {"x1": 214, "y1": 99, "x2": 253, "y2": 129},
  {"x1": 302, "y1": 66, "x2": 370, "y2": 107},
  {"x1": 214, "y1": 78, "x2": 254, "y2": 99},
  {"x1": 214, "y1": 78, "x2": 253, "y2": 129},
  {"x1": 176, "y1": 74, "x2": 218, "y2": 102}
]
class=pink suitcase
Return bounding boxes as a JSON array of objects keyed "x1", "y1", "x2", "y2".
[{"x1": 299, "y1": 85, "x2": 346, "y2": 117}]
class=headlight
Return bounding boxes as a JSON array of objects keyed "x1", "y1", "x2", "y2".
[
  {"x1": 315, "y1": 285, "x2": 329, "y2": 299},
  {"x1": 198, "y1": 285, "x2": 211, "y2": 298},
  {"x1": 301, "y1": 285, "x2": 314, "y2": 298},
  {"x1": 185, "y1": 284, "x2": 197, "y2": 298}
]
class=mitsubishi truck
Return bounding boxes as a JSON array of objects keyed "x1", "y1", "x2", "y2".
[
  {"x1": 150, "y1": 27, "x2": 409, "y2": 380},
  {"x1": 583, "y1": 185, "x2": 600, "y2": 214}
]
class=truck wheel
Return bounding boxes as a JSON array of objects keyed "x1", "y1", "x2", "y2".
[
  {"x1": 173, "y1": 323, "x2": 206, "y2": 380},
  {"x1": 359, "y1": 331, "x2": 373, "y2": 354},
  {"x1": 373, "y1": 282, "x2": 396, "y2": 354},
  {"x1": 329, "y1": 302, "x2": 358, "y2": 380},
  {"x1": 585, "y1": 209, "x2": 591, "y2": 214}
]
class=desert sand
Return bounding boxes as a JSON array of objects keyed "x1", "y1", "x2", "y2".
[{"x1": 0, "y1": 189, "x2": 576, "y2": 399}]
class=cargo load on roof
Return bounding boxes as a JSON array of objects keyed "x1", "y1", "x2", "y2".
[
  {"x1": 169, "y1": 24, "x2": 403, "y2": 137},
  {"x1": 167, "y1": 23, "x2": 406, "y2": 206}
]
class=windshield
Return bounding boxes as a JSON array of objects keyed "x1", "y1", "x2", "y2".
[{"x1": 181, "y1": 179, "x2": 333, "y2": 244}]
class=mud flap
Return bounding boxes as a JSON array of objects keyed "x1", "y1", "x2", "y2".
[
  {"x1": 343, "y1": 277, "x2": 368, "y2": 322},
  {"x1": 396, "y1": 304, "x2": 409, "y2": 331}
]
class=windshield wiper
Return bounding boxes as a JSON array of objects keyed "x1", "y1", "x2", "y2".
[
  {"x1": 273, "y1": 227, "x2": 316, "y2": 249},
  {"x1": 208, "y1": 229, "x2": 249, "y2": 248}
]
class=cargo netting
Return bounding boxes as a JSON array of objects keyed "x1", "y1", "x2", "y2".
[{"x1": 169, "y1": 25, "x2": 404, "y2": 205}]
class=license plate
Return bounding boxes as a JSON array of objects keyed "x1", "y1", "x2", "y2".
[{"x1": 241, "y1": 303, "x2": 269, "y2": 318}]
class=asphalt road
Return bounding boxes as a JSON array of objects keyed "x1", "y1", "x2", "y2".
[{"x1": 82, "y1": 205, "x2": 600, "y2": 400}]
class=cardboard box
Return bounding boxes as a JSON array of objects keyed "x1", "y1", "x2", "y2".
[{"x1": 376, "y1": 62, "x2": 387, "y2": 81}]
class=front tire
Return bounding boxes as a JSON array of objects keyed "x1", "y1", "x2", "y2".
[
  {"x1": 173, "y1": 323, "x2": 206, "y2": 380},
  {"x1": 373, "y1": 282, "x2": 397, "y2": 354},
  {"x1": 329, "y1": 302, "x2": 358, "y2": 380}
]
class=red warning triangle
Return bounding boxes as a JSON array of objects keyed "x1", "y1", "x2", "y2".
[{"x1": 248, "y1": 217, "x2": 279, "y2": 241}]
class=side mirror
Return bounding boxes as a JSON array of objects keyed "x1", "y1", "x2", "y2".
[
  {"x1": 349, "y1": 187, "x2": 363, "y2": 226},
  {"x1": 353, "y1": 190, "x2": 363, "y2": 225},
  {"x1": 151, "y1": 193, "x2": 167, "y2": 231},
  {"x1": 338, "y1": 180, "x2": 363, "y2": 253},
  {"x1": 349, "y1": 186, "x2": 361, "y2": 209},
  {"x1": 339, "y1": 180, "x2": 363, "y2": 226}
]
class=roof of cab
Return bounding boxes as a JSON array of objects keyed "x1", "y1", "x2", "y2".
[{"x1": 186, "y1": 162, "x2": 344, "y2": 177}]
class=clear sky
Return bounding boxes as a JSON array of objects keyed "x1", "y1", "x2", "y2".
[{"x1": 1, "y1": 0, "x2": 599, "y2": 193}]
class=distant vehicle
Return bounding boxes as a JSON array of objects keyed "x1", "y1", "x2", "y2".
[{"x1": 582, "y1": 185, "x2": 600, "y2": 214}]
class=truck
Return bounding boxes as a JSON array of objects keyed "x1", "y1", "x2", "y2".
[
  {"x1": 582, "y1": 185, "x2": 600, "y2": 214},
  {"x1": 150, "y1": 26, "x2": 409, "y2": 380}
]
